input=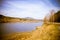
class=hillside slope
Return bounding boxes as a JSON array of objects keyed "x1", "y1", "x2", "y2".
[{"x1": 0, "y1": 15, "x2": 40, "y2": 23}]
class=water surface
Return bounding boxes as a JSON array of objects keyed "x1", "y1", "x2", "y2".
[{"x1": 0, "y1": 22, "x2": 43, "y2": 34}]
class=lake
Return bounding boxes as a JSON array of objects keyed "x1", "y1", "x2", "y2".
[{"x1": 0, "y1": 22, "x2": 43, "y2": 34}]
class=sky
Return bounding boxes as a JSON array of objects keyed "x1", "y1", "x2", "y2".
[{"x1": 0, "y1": 0, "x2": 60, "y2": 19}]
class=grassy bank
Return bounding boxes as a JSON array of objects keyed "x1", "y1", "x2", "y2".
[{"x1": 1, "y1": 24, "x2": 60, "y2": 40}]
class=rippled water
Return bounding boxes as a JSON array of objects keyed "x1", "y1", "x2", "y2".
[{"x1": 0, "y1": 22, "x2": 43, "y2": 34}]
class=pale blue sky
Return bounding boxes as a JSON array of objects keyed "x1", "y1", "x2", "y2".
[{"x1": 0, "y1": 0, "x2": 60, "y2": 19}]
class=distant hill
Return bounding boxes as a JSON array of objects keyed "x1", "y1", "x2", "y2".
[{"x1": 0, "y1": 15, "x2": 40, "y2": 23}]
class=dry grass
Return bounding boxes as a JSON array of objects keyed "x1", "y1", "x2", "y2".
[{"x1": 1, "y1": 24, "x2": 60, "y2": 40}]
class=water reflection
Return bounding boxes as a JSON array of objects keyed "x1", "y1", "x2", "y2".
[{"x1": 0, "y1": 22, "x2": 43, "y2": 34}]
